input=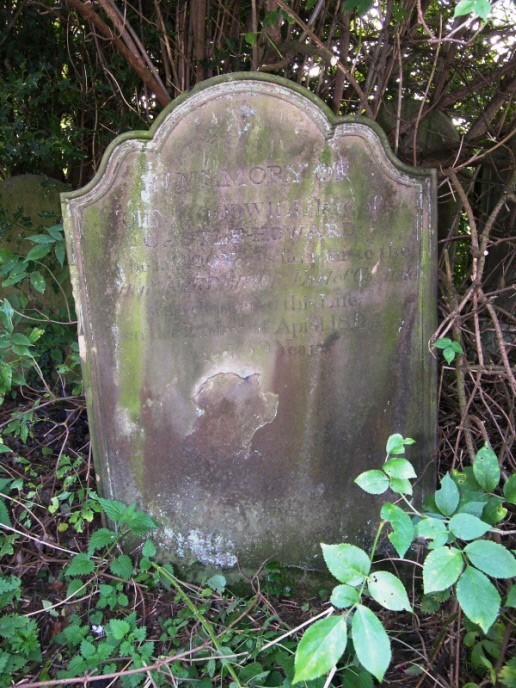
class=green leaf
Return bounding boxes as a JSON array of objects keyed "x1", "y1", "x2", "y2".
[
  {"x1": 110, "y1": 554, "x2": 133, "y2": 580},
  {"x1": 503, "y1": 474, "x2": 516, "y2": 505},
  {"x1": 423, "y1": 546, "x2": 464, "y2": 593},
  {"x1": 457, "y1": 566, "x2": 500, "y2": 633},
  {"x1": 87, "y1": 528, "x2": 117, "y2": 555},
  {"x1": 24, "y1": 243, "x2": 52, "y2": 262},
  {"x1": 351, "y1": 605, "x2": 391, "y2": 682},
  {"x1": 383, "y1": 458, "x2": 416, "y2": 480},
  {"x1": 464, "y1": 540, "x2": 516, "y2": 579},
  {"x1": 97, "y1": 497, "x2": 128, "y2": 523},
  {"x1": 293, "y1": 615, "x2": 347, "y2": 683},
  {"x1": 340, "y1": 668, "x2": 374, "y2": 688},
  {"x1": 389, "y1": 477, "x2": 413, "y2": 495},
  {"x1": 482, "y1": 495, "x2": 507, "y2": 524},
  {"x1": 65, "y1": 553, "x2": 95, "y2": 577},
  {"x1": 380, "y1": 502, "x2": 415, "y2": 557},
  {"x1": 342, "y1": 0, "x2": 375, "y2": 15},
  {"x1": 29, "y1": 271, "x2": 45, "y2": 293},
  {"x1": 330, "y1": 584, "x2": 360, "y2": 609},
  {"x1": 434, "y1": 338, "x2": 452, "y2": 349},
  {"x1": 367, "y1": 571, "x2": 412, "y2": 611},
  {"x1": 473, "y1": 445, "x2": 500, "y2": 492},
  {"x1": 206, "y1": 574, "x2": 226, "y2": 594},
  {"x1": 498, "y1": 658, "x2": 516, "y2": 688},
  {"x1": 27, "y1": 233, "x2": 56, "y2": 244},
  {"x1": 386, "y1": 433, "x2": 409, "y2": 456},
  {"x1": 321, "y1": 543, "x2": 370, "y2": 585},
  {"x1": 0, "y1": 500, "x2": 12, "y2": 527},
  {"x1": 244, "y1": 32, "x2": 257, "y2": 45},
  {"x1": 142, "y1": 540, "x2": 157, "y2": 558},
  {"x1": 416, "y1": 517, "x2": 449, "y2": 548},
  {"x1": 46, "y1": 224, "x2": 64, "y2": 240},
  {"x1": 354, "y1": 469, "x2": 389, "y2": 494},
  {"x1": 108, "y1": 618, "x2": 131, "y2": 641},
  {"x1": 506, "y1": 584, "x2": 516, "y2": 608},
  {"x1": 435, "y1": 474, "x2": 460, "y2": 516},
  {"x1": 448, "y1": 514, "x2": 491, "y2": 541}
]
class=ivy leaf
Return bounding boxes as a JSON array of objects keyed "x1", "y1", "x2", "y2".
[
  {"x1": 351, "y1": 605, "x2": 391, "y2": 682},
  {"x1": 293, "y1": 615, "x2": 347, "y2": 683},
  {"x1": 423, "y1": 546, "x2": 464, "y2": 593},
  {"x1": 435, "y1": 474, "x2": 460, "y2": 516},
  {"x1": 65, "y1": 553, "x2": 95, "y2": 577},
  {"x1": 354, "y1": 470, "x2": 389, "y2": 494},
  {"x1": 448, "y1": 514, "x2": 491, "y2": 541},
  {"x1": 330, "y1": 584, "x2": 360, "y2": 609},
  {"x1": 321, "y1": 543, "x2": 370, "y2": 585},
  {"x1": 367, "y1": 571, "x2": 412, "y2": 611},
  {"x1": 464, "y1": 540, "x2": 516, "y2": 579},
  {"x1": 110, "y1": 554, "x2": 133, "y2": 580},
  {"x1": 380, "y1": 502, "x2": 415, "y2": 557},
  {"x1": 473, "y1": 445, "x2": 500, "y2": 492},
  {"x1": 456, "y1": 566, "x2": 500, "y2": 633}
]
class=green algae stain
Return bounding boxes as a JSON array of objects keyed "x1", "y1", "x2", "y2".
[{"x1": 114, "y1": 152, "x2": 152, "y2": 488}]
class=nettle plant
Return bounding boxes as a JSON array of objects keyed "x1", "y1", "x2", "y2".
[{"x1": 293, "y1": 434, "x2": 516, "y2": 685}]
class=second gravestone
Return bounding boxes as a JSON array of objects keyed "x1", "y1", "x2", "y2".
[{"x1": 62, "y1": 74, "x2": 436, "y2": 571}]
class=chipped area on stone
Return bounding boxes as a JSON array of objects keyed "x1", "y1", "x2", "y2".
[{"x1": 61, "y1": 74, "x2": 437, "y2": 571}]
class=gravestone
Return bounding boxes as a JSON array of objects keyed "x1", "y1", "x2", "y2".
[{"x1": 62, "y1": 74, "x2": 437, "y2": 572}]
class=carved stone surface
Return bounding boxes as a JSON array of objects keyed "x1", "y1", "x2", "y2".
[{"x1": 62, "y1": 74, "x2": 437, "y2": 571}]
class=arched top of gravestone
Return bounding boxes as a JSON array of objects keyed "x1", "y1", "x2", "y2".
[{"x1": 61, "y1": 73, "x2": 435, "y2": 209}]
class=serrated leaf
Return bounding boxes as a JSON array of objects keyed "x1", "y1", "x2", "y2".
[
  {"x1": 354, "y1": 469, "x2": 389, "y2": 494},
  {"x1": 321, "y1": 543, "x2": 370, "y2": 585},
  {"x1": 457, "y1": 566, "x2": 500, "y2": 633},
  {"x1": 389, "y1": 477, "x2": 413, "y2": 495},
  {"x1": 126, "y1": 510, "x2": 157, "y2": 535},
  {"x1": 383, "y1": 458, "x2": 416, "y2": 480},
  {"x1": 330, "y1": 584, "x2": 359, "y2": 609},
  {"x1": 503, "y1": 474, "x2": 516, "y2": 505},
  {"x1": 108, "y1": 618, "x2": 131, "y2": 641},
  {"x1": 448, "y1": 514, "x2": 491, "y2": 541},
  {"x1": 380, "y1": 502, "x2": 415, "y2": 557},
  {"x1": 206, "y1": 574, "x2": 226, "y2": 594},
  {"x1": 386, "y1": 433, "x2": 406, "y2": 455},
  {"x1": 80, "y1": 639, "x2": 96, "y2": 658},
  {"x1": 65, "y1": 553, "x2": 95, "y2": 577},
  {"x1": 435, "y1": 474, "x2": 460, "y2": 516},
  {"x1": 0, "y1": 500, "x2": 12, "y2": 527},
  {"x1": 351, "y1": 605, "x2": 391, "y2": 682},
  {"x1": 293, "y1": 615, "x2": 347, "y2": 683},
  {"x1": 423, "y1": 546, "x2": 464, "y2": 593},
  {"x1": 110, "y1": 554, "x2": 133, "y2": 580},
  {"x1": 464, "y1": 540, "x2": 516, "y2": 579},
  {"x1": 473, "y1": 445, "x2": 500, "y2": 492},
  {"x1": 458, "y1": 500, "x2": 487, "y2": 517},
  {"x1": 97, "y1": 497, "x2": 128, "y2": 523},
  {"x1": 367, "y1": 571, "x2": 412, "y2": 611},
  {"x1": 66, "y1": 579, "x2": 85, "y2": 598},
  {"x1": 142, "y1": 540, "x2": 157, "y2": 558},
  {"x1": 87, "y1": 528, "x2": 117, "y2": 555},
  {"x1": 416, "y1": 517, "x2": 449, "y2": 549}
]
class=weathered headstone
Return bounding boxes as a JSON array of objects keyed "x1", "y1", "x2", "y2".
[{"x1": 62, "y1": 74, "x2": 436, "y2": 572}]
